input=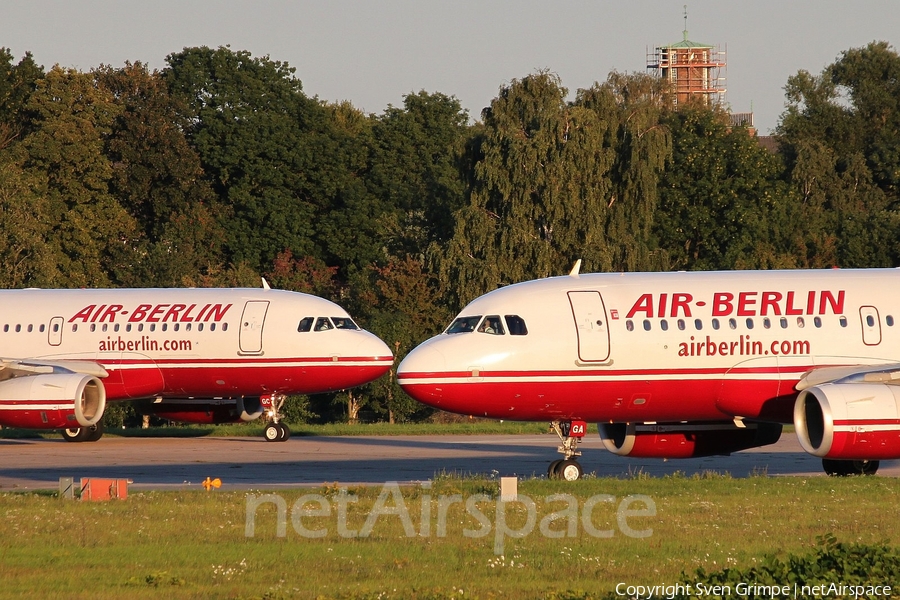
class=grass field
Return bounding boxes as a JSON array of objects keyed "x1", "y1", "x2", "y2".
[
  {"x1": 0, "y1": 420, "x2": 552, "y2": 440},
  {"x1": 0, "y1": 473, "x2": 897, "y2": 599}
]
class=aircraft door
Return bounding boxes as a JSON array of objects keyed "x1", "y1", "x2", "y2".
[
  {"x1": 239, "y1": 301, "x2": 269, "y2": 354},
  {"x1": 48, "y1": 316, "x2": 64, "y2": 346},
  {"x1": 860, "y1": 306, "x2": 882, "y2": 346},
  {"x1": 568, "y1": 291, "x2": 611, "y2": 363}
]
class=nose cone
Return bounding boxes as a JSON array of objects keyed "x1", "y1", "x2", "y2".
[
  {"x1": 355, "y1": 330, "x2": 394, "y2": 381},
  {"x1": 397, "y1": 343, "x2": 447, "y2": 407}
]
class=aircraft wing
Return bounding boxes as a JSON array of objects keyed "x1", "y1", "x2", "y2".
[
  {"x1": 795, "y1": 363, "x2": 900, "y2": 390},
  {"x1": 0, "y1": 358, "x2": 109, "y2": 380}
]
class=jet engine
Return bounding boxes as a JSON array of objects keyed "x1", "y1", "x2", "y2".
[
  {"x1": 138, "y1": 397, "x2": 264, "y2": 425},
  {"x1": 794, "y1": 383, "x2": 900, "y2": 460},
  {"x1": 0, "y1": 373, "x2": 106, "y2": 429},
  {"x1": 598, "y1": 421, "x2": 783, "y2": 458}
]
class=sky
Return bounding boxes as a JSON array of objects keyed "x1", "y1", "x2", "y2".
[{"x1": 2, "y1": 1, "x2": 899, "y2": 134}]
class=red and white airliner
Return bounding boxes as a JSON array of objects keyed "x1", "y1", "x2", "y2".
[
  {"x1": 398, "y1": 264, "x2": 900, "y2": 479},
  {"x1": 0, "y1": 284, "x2": 393, "y2": 442}
]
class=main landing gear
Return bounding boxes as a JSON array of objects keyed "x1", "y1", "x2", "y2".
[
  {"x1": 261, "y1": 393, "x2": 291, "y2": 442},
  {"x1": 822, "y1": 458, "x2": 879, "y2": 476},
  {"x1": 548, "y1": 420, "x2": 587, "y2": 481},
  {"x1": 61, "y1": 421, "x2": 104, "y2": 442}
]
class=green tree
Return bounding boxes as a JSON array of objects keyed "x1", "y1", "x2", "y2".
[
  {"x1": 440, "y1": 71, "x2": 672, "y2": 307},
  {"x1": 17, "y1": 66, "x2": 140, "y2": 287},
  {"x1": 0, "y1": 156, "x2": 58, "y2": 287},
  {"x1": 778, "y1": 41, "x2": 900, "y2": 267},
  {"x1": 366, "y1": 91, "x2": 470, "y2": 257},
  {"x1": 164, "y1": 46, "x2": 327, "y2": 271},
  {"x1": 94, "y1": 62, "x2": 226, "y2": 287},
  {"x1": 655, "y1": 105, "x2": 798, "y2": 270},
  {"x1": 0, "y1": 48, "x2": 44, "y2": 149}
]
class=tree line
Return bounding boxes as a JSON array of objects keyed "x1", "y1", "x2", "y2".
[{"x1": 1, "y1": 42, "x2": 898, "y2": 424}]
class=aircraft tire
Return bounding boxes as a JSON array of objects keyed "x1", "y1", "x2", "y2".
[
  {"x1": 823, "y1": 459, "x2": 879, "y2": 476},
  {"x1": 264, "y1": 423, "x2": 281, "y2": 442},
  {"x1": 84, "y1": 422, "x2": 104, "y2": 442},
  {"x1": 61, "y1": 427, "x2": 88, "y2": 442},
  {"x1": 558, "y1": 459, "x2": 583, "y2": 481},
  {"x1": 547, "y1": 459, "x2": 563, "y2": 479},
  {"x1": 850, "y1": 460, "x2": 879, "y2": 476},
  {"x1": 279, "y1": 423, "x2": 291, "y2": 441}
]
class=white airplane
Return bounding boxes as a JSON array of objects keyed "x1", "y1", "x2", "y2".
[
  {"x1": 0, "y1": 285, "x2": 393, "y2": 442},
  {"x1": 398, "y1": 265, "x2": 900, "y2": 480}
]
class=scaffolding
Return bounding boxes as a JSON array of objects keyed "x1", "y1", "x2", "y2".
[{"x1": 647, "y1": 30, "x2": 726, "y2": 108}]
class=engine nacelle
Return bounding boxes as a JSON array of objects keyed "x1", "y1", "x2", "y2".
[
  {"x1": 794, "y1": 383, "x2": 900, "y2": 459},
  {"x1": 598, "y1": 421, "x2": 783, "y2": 458},
  {"x1": 0, "y1": 373, "x2": 106, "y2": 429},
  {"x1": 140, "y1": 397, "x2": 264, "y2": 425}
]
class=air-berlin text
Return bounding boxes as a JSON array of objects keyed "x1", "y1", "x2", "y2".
[
  {"x1": 626, "y1": 291, "x2": 844, "y2": 319},
  {"x1": 679, "y1": 335, "x2": 811, "y2": 357},
  {"x1": 98, "y1": 336, "x2": 193, "y2": 353},
  {"x1": 69, "y1": 303, "x2": 233, "y2": 324}
]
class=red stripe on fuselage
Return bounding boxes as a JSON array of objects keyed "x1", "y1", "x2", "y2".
[
  {"x1": 98, "y1": 358, "x2": 392, "y2": 400},
  {"x1": 399, "y1": 367, "x2": 802, "y2": 423}
]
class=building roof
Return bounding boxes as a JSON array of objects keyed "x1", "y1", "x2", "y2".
[{"x1": 661, "y1": 30, "x2": 713, "y2": 49}]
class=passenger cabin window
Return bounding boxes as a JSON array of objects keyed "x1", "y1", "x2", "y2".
[
  {"x1": 314, "y1": 317, "x2": 334, "y2": 332},
  {"x1": 888, "y1": 316, "x2": 895, "y2": 327},
  {"x1": 505, "y1": 315, "x2": 528, "y2": 335},
  {"x1": 839, "y1": 316, "x2": 848, "y2": 327},
  {"x1": 643, "y1": 319, "x2": 651, "y2": 331},
  {"x1": 694, "y1": 319, "x2": 703, "y2": 331},
  {"x1": 478, "y1": 315, "x2": 505, "y2": 335},
  {"x1": 712, "y1": 319, "x2": 720, "y2": 330},
  {"x1": 331, "y1": 317, "x2": 359, "y2": 330},
  {"x1": 298, "y1": 317, "x2": 314, "y2": 332},
  {"x1": 660, "y1": 319, "x2": 668, "y2": 331},
  {"x1": 446, "y1": 316, "x2": 482, "y2": 334}
]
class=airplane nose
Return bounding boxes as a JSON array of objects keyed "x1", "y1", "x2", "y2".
[
  {"x1": 362, "y1": 330, "x2": 394, "y2": 361},
  {"x1": 398, "y1": 344, "x2": 446, "y2": 376},
  {"x1": 397, "y1": 344, "x2": 448, "y2": 406}
]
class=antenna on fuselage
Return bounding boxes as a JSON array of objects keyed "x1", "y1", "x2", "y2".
[
  {"x1": 261, "y1": 278, "x2": 271, "y2": 290},
  {"x1": 568, "y1": 259, "x2": 582, "y2": 278}
]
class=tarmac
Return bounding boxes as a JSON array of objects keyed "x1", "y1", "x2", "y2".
[{"x1": 1, "y1": 432, "x2": 897, "y2": 491}]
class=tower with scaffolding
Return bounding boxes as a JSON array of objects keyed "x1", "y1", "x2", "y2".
[{"x1": 646, "y1": 11, "x2": 727, "y2": 109}]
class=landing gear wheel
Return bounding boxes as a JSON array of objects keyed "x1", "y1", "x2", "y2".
[
  {"x1": 61, "y1": 427, "x2": 87, "y2": 442},
  {"x1": 264, "y1": 423, "x2": 281, "y2": 442},
  {"x1": 558, "y1": 459, "x2": 583, "y2": 481},
  {"x1": 84, "y1": 422, "x2": 104, "y2": 442},
  {"x1": 548, "y1": 459, "x2": 563, "y2": 479},
  {"x1": 278, "y1": 423, "x2": 291, "y2": 441},
  {"x1": 851, "y1": 460, "x2": 879, "y2": 475},
  {"x1": 823, "y1": 458, "x2": 880, "y2": 476}
]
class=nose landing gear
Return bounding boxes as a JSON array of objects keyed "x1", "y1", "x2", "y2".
[
  {"x1": 548, "y1": 420, "x2": 587, "y2": 480},
  {"x1": 261, "y1": 393, "x2": 291, "y2": 442}
]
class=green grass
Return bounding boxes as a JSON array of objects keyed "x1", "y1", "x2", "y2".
[
  {"x1": 0, "y1": 474, "x2": 897, "y2": 599},
  {"x1": 0, "y1": 420, "x2": 552, "y2": 440}
]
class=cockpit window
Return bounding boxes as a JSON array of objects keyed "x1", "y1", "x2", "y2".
[
  {"x1": 298, "y1": 317, "x2": 314, "y2": 332},
  {"x1": 505, "y1": 315, "x2": 528, "y2": 335},
  {"x1": 478, "y1": 315, "x2": 505, "y2": 335},
  {"x1": 446, "y1": 315, "x2": 481, "y2": 334},
  {"x1": 331, "y1": 317, "x2": 359, "y2": 330},
  {"x1": 314, "y1": 317, "x2": 334, "y2": 331}
]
